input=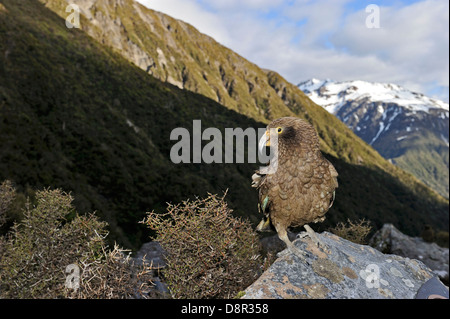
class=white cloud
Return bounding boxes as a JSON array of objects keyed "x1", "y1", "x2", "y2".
[
  {"x1": 282, "y1": 0, "x2": 353, "y2": 47},
  {"x1": 137, "y1": 0, "x2": 232, "y2": 45},
  {"x1": 331, "y1": 1, "x2": 449, "y2": 88},
  {"x1": 200, "y1": 0, "x2": 285, "y2": 10},
  {"x1": 136, "y1": 0, "x2": 449, "y2": 102}
]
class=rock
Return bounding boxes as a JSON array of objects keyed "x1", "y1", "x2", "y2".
[
  {"x1": 132, "y1": 241, "x2": 169, "y2": 298},
  {"x1": 369, "y1": 224, "x2": 449, "y2": 283},
  {"x1": 133, "y1": 241, "x2": 167, "y2": 269},
  {"x1": 243, "y1": 231, "x2": 439, "y2": 299}
]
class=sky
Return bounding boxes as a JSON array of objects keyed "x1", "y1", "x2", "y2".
[{"x1": 136, "y1": 0, "x2": 449, "y2": 103}]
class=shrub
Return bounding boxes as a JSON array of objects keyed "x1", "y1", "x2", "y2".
[
  {"x1": 0, "y1": 180, "x2": 16, "y2": 227},
  {"x1": 421, "y1": 224, "x2": 435, "y2": 243},
  {"x1": 435, "y1": 231, "x2": 449, "y2": 248},
  {"x1": 143, "y1": 192, "x2": 261, "y2": 299},
  {"x1": 329, "y1": 218, "x2": 372, "y2": 244},
  {"x1": 0, "y1": 187, "x2": 154, "y2": 299}
]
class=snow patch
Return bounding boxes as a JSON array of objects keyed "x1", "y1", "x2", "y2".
[
  {"x1": 126, "y1": 118, "x2": 140, "y2": 133},
  {"x1": 370, "y1": 122, "x2": 385, "y2": 145},
  {"x1": 441, "y1": 134, "x2": 449, "y2": 147},
  {"x1": 388, "y1": 109, "x2": 401, "y2": 122},
  {"x1": 385, "y1": 123, "x2": 391, "y2": 132}
]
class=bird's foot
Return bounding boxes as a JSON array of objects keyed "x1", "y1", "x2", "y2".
[
  {"x1": 277, "y1": 242, "x2": 310, "y2": 264},
  {"x1": 275, "y1": 225, "x2": 310, "y2": 264},
  {"x1": 298, "y1": 224, "x2": 329, "y2": 254}
]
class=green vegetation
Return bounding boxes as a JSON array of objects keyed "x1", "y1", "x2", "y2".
[
  {"x1": 50, "y1": 0, "x2": 448, "y2": 200},
  {"x1": 420, "y1": 224, "x2": 449, "y2": 248},
  {"x1": 0, "y1": 0, "x2": 264, "y2": 248},
  {"x1": 40, "y1": 0, "x2": 448, "y2": 209},
  {"x1": 390, "y1": 143, "x2": 449, "y2": 200},
  {"x1": 0, "y1": 0, "x2": 448, "y2": 254},
  {"x1": 0, "y1": 181, "x2": 154, "y2": 299},
  {"x1": 144, "y1": 192, "x2": 261, "y2": 298},
  {"x1": 0, "y1": 180, "x2": 14, "y2": 227}
]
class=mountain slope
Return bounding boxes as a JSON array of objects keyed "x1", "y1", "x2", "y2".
[
  {"x1": 40, "y1": 0, "x2": 448, "y2": 192},
  {"x1": 299, "y1": 79, "x2": 449, "y2": 198},
  {"x1": 0, "y1": 0, "x2": 448, "y2": 251},
  {"x1": 0, "y1": 0, "x2": 263, "y2": 248},
  {"x1": 40, "y1": 0, "x2": 301, "y2": 123}
]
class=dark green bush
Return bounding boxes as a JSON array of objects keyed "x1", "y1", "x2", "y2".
[
  {"x1": 421, "y1": 224, "x2": 435, "y2": 243},
  {"x1": 144, "y1": 192, "x2": 261, "y2": 299},
  {"x1": 0, "y1": 180, "x2": 15, "y2": 227},
  {"x1": 436, "y1": 231, "x2": 449, "y2": 248}
]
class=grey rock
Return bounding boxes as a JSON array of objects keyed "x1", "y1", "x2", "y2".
[
  {"x1": 133, "y1": 241, "x2": 167, "y2": 269},
  {"x1": 244, "y1": 231, "x2": 439, "y2": 299},
  {"x1": 370, "y1": 223, "x2": 449, "y2": 282},
  {"x1": 132, "y1": 241, "x2": 169, "y2": 297},
  {"x1": 152, "y1": 276, "x2": 170, "y2": 297}
]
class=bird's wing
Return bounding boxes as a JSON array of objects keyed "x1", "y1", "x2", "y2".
[
  {"x1": 256, "y1": 173, "x2": 270, "y2": 214},
  {"x1": 255, "y1": 180, "x2": 272, "y2": 231},
  {"x1": 326, "y1": 159, "x2": 339, "y2": 189},
  {"x1": 327, "y1": 160, "x2": 338, "y2": 209}
]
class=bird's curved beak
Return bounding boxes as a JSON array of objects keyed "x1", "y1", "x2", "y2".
[{"x1": 258, "y1": 130, "x2": 270, "y2": 154}]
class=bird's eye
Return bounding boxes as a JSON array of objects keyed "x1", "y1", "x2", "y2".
[{"x1": 277, "y1": 127, "x2": 283, "y2": 134}]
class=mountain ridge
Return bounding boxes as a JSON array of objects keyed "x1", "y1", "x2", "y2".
[
  {"x1": 40, "y1": 0, "x2": 298, "y2": 123},
  {"x1": 299, "y1": 78, "x2": 449, "y2": 114}
]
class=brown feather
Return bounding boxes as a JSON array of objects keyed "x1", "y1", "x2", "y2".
[{"x1": 255, "y1": 117, "x2": 338, "y2": 236}]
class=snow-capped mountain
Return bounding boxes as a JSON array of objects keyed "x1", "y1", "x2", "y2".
[
  {"x1": 298, "y1": 78, "x2": 449, "y2": 198},
  {"x1": 299, "y1": 78, "x2": 448, "y2": 114}
]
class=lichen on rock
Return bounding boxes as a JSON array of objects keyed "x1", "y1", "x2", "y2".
[{"x1": 244, "y1": 231, "x2": 440, "y2": 299}]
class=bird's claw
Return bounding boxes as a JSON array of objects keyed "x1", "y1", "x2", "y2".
[
  {"x1": 297, "y1": 232, "x2": 310, "y2": 239},
  {"x1": 298, "y1": 225, "x2": 329, "y2": 253}
]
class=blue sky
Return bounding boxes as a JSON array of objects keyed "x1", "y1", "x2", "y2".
[{"x1": 137, "y1": 0, "x2": 449, "y2": 102}]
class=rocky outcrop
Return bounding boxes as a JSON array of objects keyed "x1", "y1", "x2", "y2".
[
  {"x1": 244, "y1": 231, "x2": 439, "y2": 299},
  {"x1": 370, "y1": 224, "x2": 449, "y2": 283},
  {"x1": 132, "y1": 242, "x2": 169, "y2": 297}
]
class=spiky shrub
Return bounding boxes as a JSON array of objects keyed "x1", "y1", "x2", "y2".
[
  {"x1": 144, "y1": 193, "x2": 261, "y2": 299},
  {"x1": 0, "y1": 187, "x2": 154, "y2": 299},
  {"x1": 329, "y1": 218, "x2": 372, "y2": 245}
]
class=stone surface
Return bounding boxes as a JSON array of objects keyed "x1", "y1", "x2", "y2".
[
  {"x1": 133, "y1": 241, "x2": 166, "y2": 269},
  {"x1": 370, "y1": 224, "x2": 449, "y2": 282},
  {"x1": 132, "y1": 241, "x2": 169, "y2": 297},
  {"x1": 244, "y1": 231, "x2": 438, "y2": 299}
]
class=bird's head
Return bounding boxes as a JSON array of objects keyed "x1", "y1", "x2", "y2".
[{"x1": 258, "y1": 117, "x2": 319, "y2": 157}]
